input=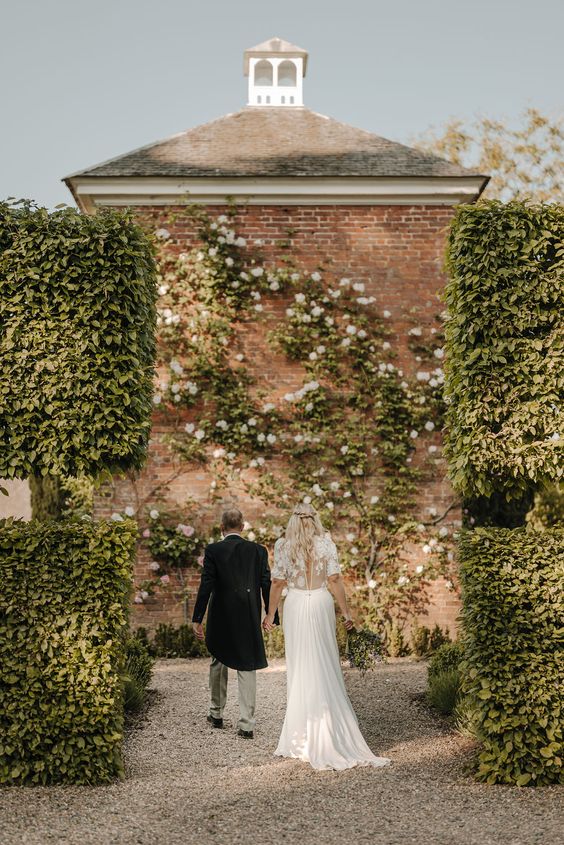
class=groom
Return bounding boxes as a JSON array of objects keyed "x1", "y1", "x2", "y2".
[{"x1": 192, "y1": 507, "x2": 277, "y2": 739}]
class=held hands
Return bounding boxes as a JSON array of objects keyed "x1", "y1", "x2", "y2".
[
  {"x1": 193, "y1": 622, "x2": 205, "y2": 641},
  {"x1": 262, "y1": 614, "x2": 276, "y2": 633}
]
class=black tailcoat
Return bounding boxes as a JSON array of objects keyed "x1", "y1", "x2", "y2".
[{"x1": 192, "y1": 535, "x2": 276, "y2": 671}]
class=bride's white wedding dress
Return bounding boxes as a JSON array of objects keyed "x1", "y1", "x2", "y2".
[{"x1": 272, "y1": 533, "x2": 391, "y2": 771}]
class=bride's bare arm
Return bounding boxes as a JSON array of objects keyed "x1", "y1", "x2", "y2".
[
  {"x1": 263, "y1": 578, "x2": 286, "y2": 631},
  {"x1": 327, "y1": 574, "x2": 354, "y2": 629}
]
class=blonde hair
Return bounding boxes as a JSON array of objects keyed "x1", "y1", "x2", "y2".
[{"x1": 283, "y1": 502, "x2": 325, "y2": 566}]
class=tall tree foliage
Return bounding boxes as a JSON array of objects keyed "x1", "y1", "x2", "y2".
[{"x1": 415, "y1": 108, "x2": 564, "y2": 202}]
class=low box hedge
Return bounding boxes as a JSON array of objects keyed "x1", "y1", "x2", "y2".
[
  {"x1": 0, "y1": 202, "x2": 157, "y2": 478},
  {"x1": 459, "y1": 526, "x2": 564, "y2": 785},
  {"x1": 0, "y1": 517, "x2": 136, "y2": 785}
]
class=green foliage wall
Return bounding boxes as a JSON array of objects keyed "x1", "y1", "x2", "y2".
[
  {"x1": 0, "y1": 202, "x2": 157, "y2": 478},
  {"x1": 0, "y1": 518, "x2": 136, "y2": 785},
  {"x1": 444, "y1": 200, "x2": 563, "y2": 499},
  {"x1": 459, "y1": 527, "x2": 563, "y2": 785}
]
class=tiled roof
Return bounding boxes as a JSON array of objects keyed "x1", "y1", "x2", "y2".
[{"x1": 65, "y1": 108, "x2": 486, "y2": 180}]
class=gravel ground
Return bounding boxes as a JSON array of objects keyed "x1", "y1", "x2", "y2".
[{"x1": 1, "y1": 658, "x2": 562, "y2": 845}]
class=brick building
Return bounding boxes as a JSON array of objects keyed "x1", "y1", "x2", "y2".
[{"x1": 64, "y1": 38, "x2": 488, "y2": 635}]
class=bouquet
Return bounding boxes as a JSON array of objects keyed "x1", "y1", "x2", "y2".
[{"x1": 346, "y1": 628, "x2": 384, "y2": 676}]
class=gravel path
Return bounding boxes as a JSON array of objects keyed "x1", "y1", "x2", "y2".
[{"x1": 1, "y1": 658, "x2": 561, "y2": 845}]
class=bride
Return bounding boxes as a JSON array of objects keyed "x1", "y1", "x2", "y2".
[{"x1": 263, "y1": 503, "x2": 391, "y2": 771}]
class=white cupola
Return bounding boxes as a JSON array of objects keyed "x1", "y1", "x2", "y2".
[{"x1": 243, "y1": 36, "x2": 308, "y2": 108}]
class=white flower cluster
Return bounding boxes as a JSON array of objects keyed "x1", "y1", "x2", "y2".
[
  {"x1": 185, "y1": 422, "x2": 205, "y2": 440},
  {"x1": 284, "y1": 380, "x2": 320, "y2": 403}
]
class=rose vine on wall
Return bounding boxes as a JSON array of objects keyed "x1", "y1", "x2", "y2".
[{"x1": 119, "y1": 203, "x2": 459, "y2": 637}]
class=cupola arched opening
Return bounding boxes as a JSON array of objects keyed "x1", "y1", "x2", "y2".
[
  {"x1": 278, "y1": 60, "x2": 297, "y2": 87},
  {"x1": 254, "y1": 60, "x2": 273, "y2": 86}
]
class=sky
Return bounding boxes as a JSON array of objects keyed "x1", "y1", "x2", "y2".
[{"x1": 1, "y1": 0, "x2": 562, "y2": 208}]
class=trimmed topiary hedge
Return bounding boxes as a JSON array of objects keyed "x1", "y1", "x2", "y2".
[
  {"x1": 0, "y1": 201, "x2": 157, "y2": 478},
  {"x1": 0, "y1": 517, "x2": 136, "y2": 785},
  {"x1": 444, "y1": 200, "x2": 564, "y2": 499},
  {"x1": 459, "y1": 526, "x2": 564, "y2": 785}
]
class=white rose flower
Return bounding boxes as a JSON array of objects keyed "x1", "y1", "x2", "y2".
[
  {"x1": 284, "y1": 393, "x2": 295, "y2": 402},
  {"x1": 257, "y1": 457, "x2": 265, "y2": 465},
  {"x1": 383, "y1": 310, "x2": 391, "y2": 318},
  {"x1": 225, "y1": 256, "x2": 234, "y2": 267},
  {"x1": 422, "y1": 544, "x2": 431, "y2": 554},
  {"x1": 240, "y1": 424, "x2": 249, "y2": 433},
  {"x1": 124, "y1": 506, "x2": 135, "y2": 517},
  {"x1": 346, "y1": 324, "x2": 357, "y2": 335},
  {"x1": 185, "y1": 422, "x2": 195, "y2": 433},
  {"x1": 251, "y1": 267, "x2": 264, "y2": 277},
  {"x1": 397, "y1": 575, "x2": 409, "y2": 586},
  {"x1": 311, "y1": 271, "x2": 322, "y2": 282},
  {"x1": 155, "y1": 228, "x2": 170, "y2": 240},
  {"x1": 305, "y1": 402, "x2": 313, "y2": 412},
  {"x1": 424, "y1": 421, "x2": 435, "y2": 432},
  {"x1": 291, "y1": 272, "x2": 300, "y2": 281},
  {"x1": 194, "y1": 429, "x2": 205, "y2": 441},
  {"x1": 303, "y1": 496, "x2": 312, "y2": 504},
  {"x1": 357, "y1": 329, "x2": 367, "y2": 339},
  {"x1": 235, "y1": 237, "x2": 246, "y2": 247},
  {"x1": 216, "y1": 420, "x2": 228, "y2": 430},
  {"x1": 341, "y1": 337, "x2": 351, "y2": 347},
  {"x1": 309, "y1": 351, "x2": 318, "y2": 361},
  {"x1": 326, "y1": 502, "x2": 334, "y2": 511},
  {"x1": 439, "y1": 526, "x2": 449, "y2": 537},
  {"x1": 330, "y1": 481, "x2": 340, "y2": 491},
  {"x1": 158, "y1": 284, "x2": 169, "y2": 296},
  {"x1": 339, "y1": 278, "x2": 351, "y2": 287},
  {"x1": 370, "y1": 495, "x2": 380, "y2": 505},
  {"x1": 311, "y1": 306, "x2": 323, "y2": 317},
  {"x1": 410, "y1": 430, "x2": 419, "y2": 439},
  {"x1": 208, "y1": 247, "x2": 218, "y2": 257},
  {"x1": 249, "y1": 459, "x2": 258, "y2": 468},
  {"x1": 257, "y1": 433, "x2": 266, "y2": 443},
  {"x1": 428, "y1": 445, "x2": 438, "y2": 454},
  {"x1": 382, "y1": 341, "x2": 391, "y2": 351},
  {"x1": 263, "y1": 402, "x2": 275, "y2": 413},
  {"x1": 269, "y1": 280, "x2": 280, "y2": 291},
  {"x1": 247, "y1": 531, "x2": 256, "y2": 541},
  {"x1": 340, "y1": 445, "x2": 349, "y2": 454},
  {"x1": 171, "y1": 383, "x2": 181, "y2": 394},
  {"x1": 368, "y1": 579, "x2": 377, "y2": 589},
  {"x1": 111, "y1": 512, "x2": 123, "y2": 522},
  {"x1": 409, "y1": 327, "x2": 422, "y2": 337},
  {"x1": 388, "y1": 515, "x2": 396, "y2": 523},
  {"x1": 352, "y1": 282, "x2": 365, "y2": 292},
  {"x1": 235, "y1": 353, "x2": 244, "y2": 362},
  {"x1": 254, "y1": 304, "x2": 263, "y2": 312},
  {"x1": 295, "y1": 293, "x2": 306, "y2": 303},
  {"x1": 149, "y1": 509, "x2": 160, "y2": 520},
  {"x1": 149, "y1": 561, "x2": 160, "y2": 571},
  {"x1": 416, "y1": 371, "x2": 431, "y2": 382},
  {"x1": 153, "y1": 393, "x2": 162, "y2": 405},
  {"x1": 416, "y1": 565, "x2": 424, "y2": 574},
  {"x1": 343, "y1": 491, "x2": 352, "y2": 498},
  {"x1": 351, "y1": 546, "x2": 359, "y2": 555},
  {"x1": 434, "y1": 347, "x2": 445, "y2": 359},
  {"x1": 266, "y1": 433, "x2": 277, "y2": 445},
  {"x1": 316, "y1": 345, "x2": 326, "y2": 354},
  {"x1": 286, "y1": 308, "x2": 295, "y2": 317},
  {"x1": 330, "y1": 289, "x2": 341, "y2": 299},
  {"x1": 346, "y1": 532, "x2": 355, "y2": 542},
  {"x1": 213, "y1": 448, "x2": 226, "y2": 459}
]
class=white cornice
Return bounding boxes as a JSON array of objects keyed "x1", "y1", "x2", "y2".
[{"x1": 65, "y1": 175, "x2": 488, "y2": 213}]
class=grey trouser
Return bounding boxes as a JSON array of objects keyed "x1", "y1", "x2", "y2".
[{"x1": 209, "y1": 657, "x2": 256, "y2": 732}]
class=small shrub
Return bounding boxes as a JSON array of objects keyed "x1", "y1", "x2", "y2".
[
  {"x1": 428, "y1": 641, "x2": 463, "y2": 678},
  {"x1": 411, "y1": 623, "x2": 431, "y2": 657},
  {"x1": 429, "y1": 624, "x2": 451, "y2": 652},
  {"x1": 428, "y1": 669, "x2": 461, "y2": 715},
  {"x1": 264, "y1": 625, "x2": 286, "y2": 658},
  {"x1": 152, "y1": 622, "x2": 208, "y2": 658},
  {"x1": 123, "y1": 636, "x2": 155, "y2": 713},
  {"x1": 386, "y1": 622, "x2": 410, "y2": 657}
]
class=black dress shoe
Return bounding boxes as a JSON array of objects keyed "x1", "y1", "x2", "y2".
[
  {"x1": 237, "y1": 728, "x2": 254, "y2": 739},
  {"x1": 207, "y1": 714, "x2": 224, "y2": 729}
]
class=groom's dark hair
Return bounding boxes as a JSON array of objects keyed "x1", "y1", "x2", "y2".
[{"x1": 221, "y1": 507, "x2": 244, "y2": 532}]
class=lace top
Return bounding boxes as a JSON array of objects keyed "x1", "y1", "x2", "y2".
[{"x1": 272, "y1": 532, "x2": 341, "y2": 590}]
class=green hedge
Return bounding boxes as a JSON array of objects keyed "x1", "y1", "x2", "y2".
[
  {"x1": 0, "y1": 202, "x2": 157, "y2": 478},
  {"x1": 444, "y1": 200, "x2": 563, "y2": 498},
  {"x1": 0, "y1": 517, "x2": 136, "y2": 785},
  {"x1": 459, "y1": 526, "x2": 564, "y2": 785}
]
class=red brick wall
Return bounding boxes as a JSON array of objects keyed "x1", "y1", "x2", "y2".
[{"x1": 95, "y1": 204, "x2": 462, "y2": 638}]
